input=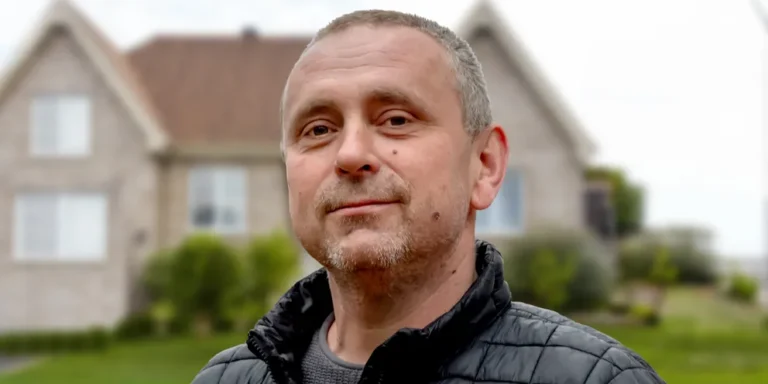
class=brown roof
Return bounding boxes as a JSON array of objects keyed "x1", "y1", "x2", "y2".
[{"x1": 127, "y1": 33, "x2": 309, "y2": 145}]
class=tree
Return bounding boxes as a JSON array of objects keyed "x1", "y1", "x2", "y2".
[{"x1": 586, "y1": 166, "x2": 645, "y2": 238}]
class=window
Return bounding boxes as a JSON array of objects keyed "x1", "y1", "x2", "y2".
[
  {"x1": 476, "y1": 169, "x2": 524, "y2": 234},
  {"x1": 14, "y1": 193, "x2": 108, "y2": 261},
  {"x1": 30, "y1": 94, "x2": 91, "y2": 156},
  {"x1": 188, "y1": 166, "x2": 247, "y2": 234}
]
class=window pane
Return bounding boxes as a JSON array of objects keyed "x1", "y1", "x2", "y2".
[
  {"x1": 216, "y1": 168, "x2": 246, "y2": 232},
  {"x1": 30, "y1": 95, "x2": 91, "y2": 156},
  {"x1": 500, "y1": 171, "x2": 522, "y2": 229},
  {"x1": 58, "y1": 194, "x2": 107, "y2": 260},
  {"x1": 31, "y1": 98, "x2": 59, "y2": 155},
  {"x1": 57, "y1": 96, "x2": 91, "y2": 155},
  {"x1": 15, "y1": 194, "x2": 58, "y2": 260},
  {"x1": 475, "y1": 169, "x2": 524, "y2": 233},
  {"x1": 189, "y1": 169, "x2": 216, "y2": 229},
  {"x1": 476, "y1": 203, "x2": 493, "y2": 232},
  {"x1": 189, "y1": 166, "x2": 247, "y2": 233}
]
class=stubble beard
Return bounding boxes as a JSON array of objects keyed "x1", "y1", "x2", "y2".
[{"x1": 322, "y1": 213, "x2": 414, "y2": 272}]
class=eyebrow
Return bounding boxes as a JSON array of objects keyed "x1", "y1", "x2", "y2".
[
  {"x1": 366, "y1": 87, "x2": 431, "y2": 118},
  {"x1": 287, "y1": 87, "x2": 433, "y2": 134},
  {"x1": 291, "y1": 100, "x2": 338, "y2": 127}
]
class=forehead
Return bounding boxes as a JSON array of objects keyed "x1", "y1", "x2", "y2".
[{"x1": 283, "y1": 25, "x2": 455, "y2": 117}]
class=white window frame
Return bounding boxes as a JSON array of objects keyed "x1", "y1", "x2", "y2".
[
  {"x1": 30, "y1": 93, "x2": 92, "y2": 157},
  {"x1": 187, "y1": 165, "x2": 248, "y2": 235},
  {"x1": 476, "y1": 168, "x2": 525, "y2": 235},
  {"x1": 13, "y1": 192, "x2": 109, "y2": 262}
]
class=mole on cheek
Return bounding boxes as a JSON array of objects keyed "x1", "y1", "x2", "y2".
[
  {"x1": 432, "y1": 211, "x2": 440, "y2": 221},
  {"x1": 392, "y1": 149, "x2": 398, "y2": 155}
]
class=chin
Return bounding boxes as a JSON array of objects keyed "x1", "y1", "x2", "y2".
[{"x1": 324, "y1": 229, "x2": 409, "y2": 271}]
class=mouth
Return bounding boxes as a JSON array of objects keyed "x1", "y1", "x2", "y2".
[{"x1": 328, "y1": 200, "x2": 399, "y2": 215}]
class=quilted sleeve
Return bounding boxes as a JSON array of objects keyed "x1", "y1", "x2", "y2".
[
  {"x1": 606, "y1": 367, "x2": 666, "y2": 384},
  {"x1": 190, "y1": 344, "x2": 270, "y2": 384}
]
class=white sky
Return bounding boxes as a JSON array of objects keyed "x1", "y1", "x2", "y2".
[{"x1": 0, "y1": 0, "x2": 764, "y2": 258}]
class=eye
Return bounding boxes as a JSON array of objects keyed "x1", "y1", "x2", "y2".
[
  {"x1": 305, "y1": 124, "x2": 331, "y2": 137},
  {"x1": 379, "y1": 111, "x2": 413, "y2": 128},
  {"x1": 386, "y1": 116, "x2": 409, "y2": 126}
]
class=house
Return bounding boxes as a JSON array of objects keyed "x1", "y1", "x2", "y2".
[{"x1": 0, "y1": 0, "x2": 597, "y2": 333}]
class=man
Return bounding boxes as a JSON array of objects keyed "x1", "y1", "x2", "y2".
[{"x1": 192, "y1": 9, "x2": 664, "y2": 384}]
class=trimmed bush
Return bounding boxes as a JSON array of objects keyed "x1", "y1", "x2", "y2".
[
  {"x1": 726, "y1": 272, "x2": 759, "y2": 303},
  {"x1": 142, "y1": 248, "x2": 175, "y2": 302},
  {"x1": 228, "y1": 230, "x2": 301, "y2": 330},
  {"x1": 619, "y1": 240, "x2": 678, "y2": 286},
  {"x1": 166, "y1": 233, "x2": 243, "y2": 336},
  {"x1": 629, "y1": 303, "x2": 661, "y2": 327},
  {"x1": 114, "y1": 312, "x2": 155, "y2": 340},
  {"x1": 0, "y1": 327, "x2": 111, "y2": 355},
  {"x1": 619, "y1": 232, "x2": 716, "y2": 285},
  {"x1": 502, "y1": 226, "x2": 615, "y2": 313}
]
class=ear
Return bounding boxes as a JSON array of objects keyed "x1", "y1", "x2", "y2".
[{"x1": 470, "y1": 125, "x2": 508, "y2": 211}]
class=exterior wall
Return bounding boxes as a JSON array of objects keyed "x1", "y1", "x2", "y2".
[
  {"x1": 468, "y1": 29, "x2": 586, "y2": 241},
  {"x1": 0, "y1": 28, "x2": 158, "y2": 332},
  {"x1": 158, "y1": 155, "x2": 290, "y2": 249}
]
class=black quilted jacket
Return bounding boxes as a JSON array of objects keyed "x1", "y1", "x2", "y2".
[{"x1": 191, "y1": 241, "x2": 665, "y2": 384}]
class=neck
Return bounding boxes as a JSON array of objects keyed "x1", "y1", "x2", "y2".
[{"x1": 325, "y1": 232, "x2": 478, "y2": 365}]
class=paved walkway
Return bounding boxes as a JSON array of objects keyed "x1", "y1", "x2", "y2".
[{"x1": 0, "y1": 356, "x2": 40, "y2": 375}]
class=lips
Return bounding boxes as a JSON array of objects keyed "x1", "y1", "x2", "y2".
[{"x1": 328, "y1": 199, "x2": 397, "y2": 214}]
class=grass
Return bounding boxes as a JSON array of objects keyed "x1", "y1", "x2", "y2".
[
  {"x1": 594, "y1": 287, "x2": 768, "y2": 383},
  {"x1": 1, "y1": 288, "x2": 767, "y2": 383},
  {"x1": 597, "y1": 326, "x2": 768, "y2": 383},
  {"x1": 0, "y1": 333, "x2": 244, "y2": 384}
]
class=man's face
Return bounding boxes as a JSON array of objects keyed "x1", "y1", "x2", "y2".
[{"x1": 282, "y1": 26, "x2": 476, "y2": 271}]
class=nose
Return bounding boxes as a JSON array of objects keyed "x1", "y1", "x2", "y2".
[{"x1": 334, "y1": 121, "x2": 380, "y2": 177}]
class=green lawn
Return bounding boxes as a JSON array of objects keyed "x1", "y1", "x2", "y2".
[
  {"x1": 0, "y1": 333, "x2": 244, "y2": 384},
  {"x1": 595, "y1": 287, "x2": 768, "y2": 383},
  {"x1": 598, "y1": 326, "x2": 768, "y2": 383},
  {"x1": 1, "y1": 288, "x2": 767, "y2": 383}
]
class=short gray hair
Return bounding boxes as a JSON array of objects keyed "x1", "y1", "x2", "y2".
[{"x1": 280, "y1": 9, "x2": 493, "y2": 149}]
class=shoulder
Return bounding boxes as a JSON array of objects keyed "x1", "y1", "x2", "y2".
[
  {"x1": 444, "y1": 302, "x2": 665, "y2": 384},
  {"x1": 190, "y1": 344, "x2": 271, "y2": 384}
]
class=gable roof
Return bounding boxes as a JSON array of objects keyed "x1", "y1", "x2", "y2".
[
  {"x1": 455, "y1": 0, "x2": 597, "y2": 164},
  {"x1": 127, "y1": 34, "x2": 308, "y2": 146},
  {"x1": 0, "y1": 0, "x2": 168, "y2": 152}
]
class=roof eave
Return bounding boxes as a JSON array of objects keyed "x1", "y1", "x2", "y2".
[
  {"x1": 0, "y1": 0, "x2": 170, "y2": 153},
  {"x1": 455, "y1": 0, "x2": 597, "y2": 165}
]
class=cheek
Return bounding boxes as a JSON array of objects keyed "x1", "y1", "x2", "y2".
[
  {"x1": 395, "y1": 145, "x2": 465, "y2": 204},
  {"x1": 285, "y1": 156, "x2": 322, "y2": 213}
]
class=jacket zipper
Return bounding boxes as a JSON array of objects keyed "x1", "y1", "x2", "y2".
[{"x1": 248, "y1": 337, "x2": 289, "y2": 384}]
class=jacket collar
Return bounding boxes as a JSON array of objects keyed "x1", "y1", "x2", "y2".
[{"x1": 247, "y1": 240, "x2": 511, "y2": 384}]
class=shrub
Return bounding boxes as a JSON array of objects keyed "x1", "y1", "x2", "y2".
[
  {"x1": 243, "y1": 230, "x2": 301, "y2": 302},
  {"x1": 619, "y1": 233, "x2": 716, "y2": 285},
  {"x1": 0, "y1": 328, "x2": 112, "y2": 355},
  {"x1": 149, "y1": 299, "x2": 177, "y2": 336},
  {"x1": 606, "y1": 301, "x2": 631, "y2": 315},
  {"x1": 114, "y1": 312, "x2": 154, "y2": 340},
  {"x1": 228, "y1": 230, "x2": 301, "y2": 330},
  {"x1": 629, "y1": 304, "x2": 661, "y2": 327},
  {"x1": 619, "y1": 240, "x2": 678, "y2": 286},
  {"x1": 503, "y1": 226, "x2": 615, "y2": 313},
  {"x1": 166, "y1": 233, "x2": 243, "y2": 336},
  {"x1": 670, "y1": 246, "x2": 718, "y2": 285},
  {"x1": 726, "y1": 272, "x2": 759, "y2": 303},
  {"x1": 142, "y1": 248, "x2": 175, "y2": 302}
]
